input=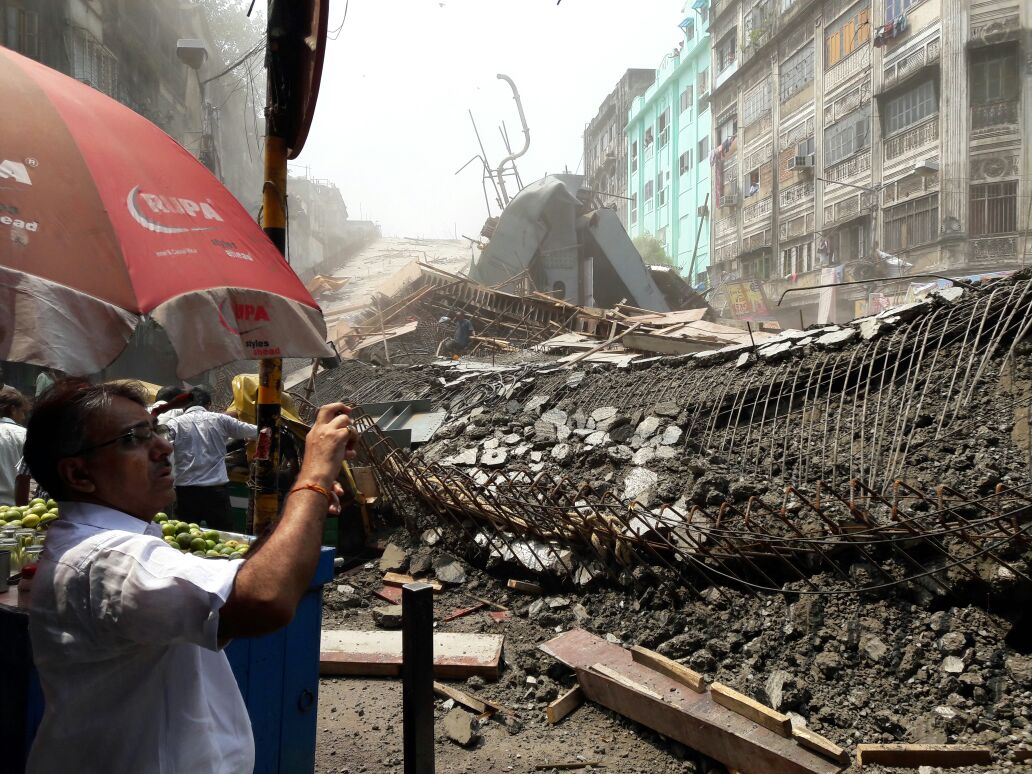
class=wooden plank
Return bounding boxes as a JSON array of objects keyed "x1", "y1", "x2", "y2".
[
  {"x1": 710, "y1": 682, "x2": 792, "y2": 738},
  {"x1": 855, "y1": 743, "x2": 993, "y2": 768},
  {"x1": 373, "y1": 586, "x2": 403, "y2": 604},
  {"x1": 546, "y1": 685, "x2": 585, "y2": 725},
  {"x1": 542, "y1": 629, "x2": 840, "y2": 774},
  {"x1": 444, "y1": 603, "x2": 486, "y2": 622},
  {"x1": 507, "y1": 578, "x2": 543, "y2": 595},
  {"x1": 320, "y1": 630, "x2": 503, "y2": 679},
  {"x1": 433, "y1": 681, "x2": 502, "y2": 717},
  {"x1": 383, "y1": 572, "x2": 443, "y2": 592},
  {"x1": 589, "y1": 663, "x2": 664, "y2": 701},
  {"x1": 792, "y1": 726, "x2": 849, "y2": 765},
  {"x1": 630, "y1": 645, "x2": 706, "y2": 693}
]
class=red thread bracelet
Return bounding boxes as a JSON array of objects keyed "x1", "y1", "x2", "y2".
[{"x1": 289, "y1": 482, "x2": 332, "y2": 504}]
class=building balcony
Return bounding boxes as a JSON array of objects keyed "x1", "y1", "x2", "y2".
[
  {"x1": 884, "y1": 116, "x2": 938, "y2": 162},
  {"x1": 971, "y1": 100, "x2": 1020, "y2": 136},
  {"x1": 965, "y1": 234, "x2": 1022, "y2": 268}
]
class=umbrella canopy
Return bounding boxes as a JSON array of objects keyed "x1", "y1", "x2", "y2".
[{"x1": 0, "y1": 47, "x2": 331, "y2": 377}]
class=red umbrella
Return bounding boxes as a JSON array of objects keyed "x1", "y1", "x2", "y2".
[{"x1": 0, "y1": 46, "x2": 331, "y2": 377}]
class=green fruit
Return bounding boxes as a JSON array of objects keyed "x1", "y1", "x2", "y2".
[
  {"x1": 161, "y1": 524, "x2": 176, "y2": 537},
  {"x1": 219, "y1": 546, "x2": 234, "y2": 555},
  {"x1": 188, "y1": 522, "x2": 199, "y2": 529},
  {"x1": 164, "y1": 536, "x2": 178, "y2": 547},
  {"x1": 7, "y1": 520, "x2": 22, "y2": 528},
  {"x1": 175, "y1": 523, "x2": 191, "y2": 535},
  {"x1": 46, "y1": 499, "x2": 58, "y2": 509},
  {"x1": 29, "y1": 498, "x2": 45, "y2": 506},
  {"x1": 203, "y1": 530, "x2": 220, "y2": 542},
  {"x1": 230, "y1": 552, "x2": 245, "y2": 560},
  {"x1": 29, "y1": 504, "x2": 47, "y2": 516},
  {"x1": 39, "y1": 514, "x2": 58, "y2": 525},
  {"x1": 154, "y1": 513, "x2": 168, "y2": 523},
  {"x1": 176, "y1": 532, "x2": 194, "y2": 550},
  {"x1": 190, "y1": 537, "x2": 206, "y2": 551},
  {"x1": 0, "y1": 520, "x2": 7, "y2": 528},
  {"x1": 21, "y1": 515, "x2": 40, "y2": 529},
  {"x1": 192, "y1": 550, "x2": 207, "y2": 557},
  {"x1": 205, "y1": 540, "x2": 216, "y2": 550},
  {"x1": 205, "y1": 550, "x2": 221, "y2": 557}
]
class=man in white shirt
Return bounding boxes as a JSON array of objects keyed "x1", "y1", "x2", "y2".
[
  {"x1": 0, "y1": 386, "x2": 30, "y2": 505},
  {"x1": 165, "y1": 386, "x2": 258, "y2": 531},
  {"x1": 23, "y1": 379, "x2": 356, "y2": 773}
]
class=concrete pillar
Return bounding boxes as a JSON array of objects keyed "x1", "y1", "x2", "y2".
[
  {"x1": 1021, "y1": 4, "x2": 1032, "y2": 263},
  {"x1": 870, "y1": 0, "x2": 887, "y2": 250},
  {"x1": 938, "y1": 0, "x2": 970, "y2": 268},
  {"x1": 813, "y1": 11, "x2": 827, "y2": 255}
]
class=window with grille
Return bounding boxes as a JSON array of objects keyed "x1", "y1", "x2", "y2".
[
  {"x1": 658, "y1": 174, "x2": 668, "y2": 206},
  {"x1": 797, "y1": 136, "x2": 816, "y2": 158},
  {"x1": 630, "y1": 193, "x2": 638, "y2": 225},
  {"x1": 698, "y1": 136, "x2": 709, "y2": 163},
  {"x1": 884, "y1": 80, "x2": 937, "y2": 135},
  {"x1": 783, "y1": 241, "x2": 815, "y2": 274},
  {"x1": 781, "y1": 246, "x2": 795, "y2": 275},
  {"x1": 779, "y1": 41, "x2": 814, "y2": 102},
  {"x1": 644, "y1": 180, "x2": 654, "y2": 203},
  {"x1": 679, "y1": 151, "x2": 693, "y2": 175},
  {"x1": 883, "y1": 193, "x2": 939, "y2": 250},
  {"x1": 743, "y1": 79, "x2": 772, "y2": 126},
  {"x1": 3, "y1": 6, "x2": 39, "y2": 58},
  {"x1": 631, "y1": 141, "x2": 639, "y2": 173},
  {"x1": 659, "y1": 108, "x2": 671, "y2": 147},
  {"x1": 885, "y1": 0, "x2": 920, "y2": 20},
  {"x1": 716, "y1": 28, "x2": 738, "y2": 74},
  {"x1": 745, "y1": 1, "x2": 772, "y2": 46},
  {"x1": 824, "y1": 104, "x2": 871, "y2": 165},
  {"x1": 680, "y1": 86, "x2": 693, "y2": 113},
  {"x1": 826, "y1": 3, "x2": 870, "y2": 68},
  {"x1": 970, "y1": 48, "x2": 1019, "y2": 105},
  {"x1": 697, "y1": 68, "x2": 709, "y2": 95},
  {"x1": 970, "y1": 182, "x2": 1017, "y2": 236},
  {"x1": 645, "y1": 128, "x2": 654, "y2": 160}
]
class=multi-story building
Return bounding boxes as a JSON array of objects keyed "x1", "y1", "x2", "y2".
[
  {"x1": 583, "y1": 68, "x2": 656, "y2": 228},
  {"x1": 704, "y1": 0, "x2": 1030, "y2": 325},
  {"x1": 1, "y1": 0, "x2": 262, "y2": 212},
  {"x1": 626, "y1": 4, "x2": 713, "y2": 287}
]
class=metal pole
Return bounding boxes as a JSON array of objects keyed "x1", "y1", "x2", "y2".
[
  {"x1": 250, "y1": 0, "x2": 288, "y2": 535},
  {"x1": 686, "y1": 192, "x2": 710, "y2": 284},
  {"x1": 402, "y1": 582, "x2": 435, "y2": 774}
]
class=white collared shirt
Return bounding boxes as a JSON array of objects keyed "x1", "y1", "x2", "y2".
[
  {"x1": 28, "y1": 502, "x2": 254, "y2": 774},
  {"x1": 165, "y1": 406, "x2": 257, "y2": 487},
  {"x1": 0, "y1": 416, "x2": 26, "y2": 505}
]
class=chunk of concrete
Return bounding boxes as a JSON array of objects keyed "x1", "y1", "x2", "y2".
[
  {"x1": 379, "y1": 543, "x2": 409, "y2": 573},
  {"x1": 481, "y1": 449, "x2": 507, "y2": 467},
  {"x1": 590, "y1": 406, "x2": 618, "y2": 423},
  {"x1": 816, "y1": 328, "x2": 857, "y2": 348},
  {"x1": 435, "y1": 559, "x2": 468, "y2": 586},
  {"x1": 608, "y1": 445, "x2": 633, "y2": 462},
  {"x1": 653, "y1": 400, "x2": 680, "y2": 418},
  {"x1": 586, "y1": 430, "x2": 609, "y2": 446},
  {"x1": 551, "y1": 443, "x2": 571, "y2": 462},
  {"x1": 541, "y1": 409, "x2": 569, "y2": 427},
  {"x1": 632, "y1": 447, "x2": 656, "y2": 466},
  {"x1": 655, "y1": 445, "x2": 678, "y2": 460},
  {"x1": 443, "y1": 708, "x2": 480, "y2": 747},
  {"x1": 482, "y1": 437, "x2": 500, "y2": 450},
  {"x1": 623, "y1": 467, "x2": 659, "y2": 503},
  {"x1": 942, "y1": 656, "x2": 965, "y2": 674},
  {"x1": 451, "y1": 448, "x2": 478, "y2": 466},
  {"x1": 372, "y1": 605, "x2": 403, "y2": 629},
  {"x1": 636, "y1": 416, "x2": 662, "y2": 439},
  {"x1": 660, "y1": 426, "x2": 683, "y2": 446}
]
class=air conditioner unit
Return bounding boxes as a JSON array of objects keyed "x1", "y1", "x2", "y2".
[
  {"x1": 788, "y1": 155, "x2": 815, "y2": 170},
  {"x1": 720, "y1": 194, "x2": 739, "y2": 208}
]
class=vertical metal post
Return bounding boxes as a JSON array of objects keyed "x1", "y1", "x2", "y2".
[
  {"x1": 250, "y1": 0, "x2": 289, "y2": 535},
  {"x1": 402, "y1": 582, "x2": 435, "y2": 774}
]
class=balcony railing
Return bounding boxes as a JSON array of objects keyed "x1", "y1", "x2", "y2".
[
  {"x1": 884, "y1": 116, "x2": 938, "y2": 161},
  {"x1": 971, "y1": 100, "x2": 1019, "y2": 133}
]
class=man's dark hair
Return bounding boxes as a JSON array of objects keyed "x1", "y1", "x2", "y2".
[
  {"x1": 155, "y1": 385, "x2": 182, "y2": 403},
  {"x1": 190, "y1": 385, "x2": 213, "y2": 408},
  {"x1": 24, "y1": 380, "x2": 148, "y2": 498},
  {"x1": 0, "y1": 386, "x2": 29, "y2": 419}
]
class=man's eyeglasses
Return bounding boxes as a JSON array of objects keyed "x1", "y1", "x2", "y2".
[{"x1": 72, "y1": 422, "x2": 170, "y2": 456}]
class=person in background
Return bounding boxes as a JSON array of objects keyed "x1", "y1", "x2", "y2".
[
  {"x1": 0, "y1": 386, "x2": 30, "y2": 505},
  {"x1": 442, "y1": 310, "x2": 475, "y2": 356},
  {"x1": 34, "y1": 368, "x2": 62, "y2": 399},
  {"x1": 23, "y1": 379, "x2": 357, "y2": 772},
  {"x1": 150, "y1": 385, "x2": 192, "y2": 425},
  {"x1": 164, "y1": 386, "x2": 257, "y2": 530}
]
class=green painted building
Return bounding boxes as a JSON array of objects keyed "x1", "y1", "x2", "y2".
[{"x1": 626, "y1": 2, "x2": 712, "y2": 288}]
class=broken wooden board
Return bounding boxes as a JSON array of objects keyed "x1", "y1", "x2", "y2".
[
  {"x1": 710, "y1": 682, "x2": 792, "y2": 738},
  {"x1": 433, "y1": 681, "x2": 502, "y2": 717},
  {"x1": 373, "y1": 586, "x2": 403, "y2": 604},
  {"x1": 321, "y1": 630, "x2": 503, "y2": 679},
  {"x1": 792, "y1": 726, "x2": 849, "y2": 765},
  {"x1": 383, "y1": 572, "x2": 443, "y2": 592},
  {"x1": 855, "y1": 743, "x2": 993, "y2": 769},
  {"x1": 541, "y1": 629, "x2": 842, "y2": 774},
  {"x1": 630, "y1": 645, "x2": 706, "y2": 692},
  {"x1": 507, "y1": 578, "x2": 543, "y2": 595},
  {"x1": 444, "y1": 602, "x2": 486, "y2": 622},
  {"x1": 546, "y1": 685, "x2": 584, "y2": 725}
]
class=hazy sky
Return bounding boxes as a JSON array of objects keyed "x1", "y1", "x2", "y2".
[{"x1": 292, "y1": 0, "x2": 687, "y2": 239}]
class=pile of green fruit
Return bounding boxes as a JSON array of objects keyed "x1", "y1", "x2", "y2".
[
  {"x1": 154, "y1": 513, "x2": 250, "y2": 560},
  {"x1": 0, "y1": 499, "x2": 60, "y2": 530}
]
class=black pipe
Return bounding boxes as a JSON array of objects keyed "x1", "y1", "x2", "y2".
[{"x1": 402, "y1": 582, "x2": 435, "y2": 774}]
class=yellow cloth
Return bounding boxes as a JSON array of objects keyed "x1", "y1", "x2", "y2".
[{"x1": 228, "y1": 374, "x2": 309, "y2": 436}]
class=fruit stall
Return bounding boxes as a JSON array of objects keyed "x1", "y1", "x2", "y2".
[{"x1": 0, "y1": 499, "x2": 335, "y2": 774}]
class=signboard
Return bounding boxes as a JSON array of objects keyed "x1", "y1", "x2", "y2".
[{"x1": 724, "y1": 280, "x2": 772, "y2": 321}]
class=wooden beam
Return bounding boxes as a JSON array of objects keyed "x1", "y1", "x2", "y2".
[
  {"x1": 562, "y1": 323, "x2": 641, "y2": 369},
  {"x1": 546, "y1": 685, "x2": 584, "y2": 725},
  {"x1": 710, "y1": 682, "x2": 792, "y2": 738},
  {"x1": 320, "y1": 630, "x2": 503, "y2": 680},
  {"x1": 589, "y1": 663, "x2": 664, "y2": 701},
  {"x1": 630, "y1": 645, "x2": 706, "y2": 693},
  {"x1": 792, "y1": 726, "x2": 849, "y2": 766},
  {"x1": 433, "y1": 681, "x2": 502, "y2": 717},
  {"x1": 507, "y1": 578, "x2": 543, "y2": 595},
  {"x1": 855, "y1": 743, "x2": 993, "y2": 769}
]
